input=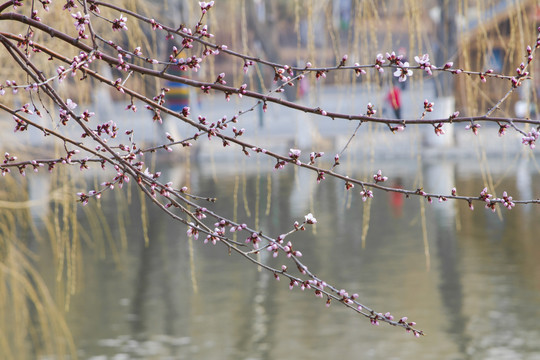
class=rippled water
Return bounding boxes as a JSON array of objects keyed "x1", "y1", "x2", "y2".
[{"x1": 9, "y1": 151, "x2": 540, "y2": 359}]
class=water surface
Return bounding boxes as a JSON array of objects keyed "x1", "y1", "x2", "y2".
[{"x1": 7, "y1": 151, "x2": 540, "y2": 360}]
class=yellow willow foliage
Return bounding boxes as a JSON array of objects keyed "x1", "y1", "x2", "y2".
[
  {"x1": 0, "y1": 248, "x2": 76, "y2": 359},
  {"x1": 419, "y1": 196, "x2": 431, "y2": 271},
  {"x1": 0, "y1": 0, "x2": 164, "y2": 106},
  {"x1": 255, "y1": 157, "x2": 261, "y2": 230},
  {"x1": 0, "y1": 0, "x2": 534, "y2": 114},
  {"x1": 0, "y1": 163, "x2": 134, "y2": 359},
  {"x1": 114, "y1": 187, "x2": 129, "y2": 251},
  {"x1": 265, "y1": 164, "x2": 272, "y2": 216},
  {"x1": 325, "y1": 3, "x2": 341, "y2": 66},
  {"x1": 139, "y1": 184, "x2": 150, "y2": 248},
  {"x1": 295, "y1": 0, "x2": 302, "y2": 66},
  {"x1": 455, "y1": 0, "x2": 537, "y2": 115},
  {"x1": 361, "y1": 197, "x2": 371, "y2": 249},
  {"x1": 242, "y1": 158, "x2": 252, "y2": 218},
  {"x1": 0, "y1": 177, "x2": 77, "y2": 358},
  {"x1": 233, "y1": 174, "x2": 239, "y2": 242}
]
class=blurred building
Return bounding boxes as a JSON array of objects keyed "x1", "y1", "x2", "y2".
[{"x1": 455, "y1": 0, "x2": 540, "y2": 117}]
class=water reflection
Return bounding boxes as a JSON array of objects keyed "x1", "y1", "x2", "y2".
[
  {"x1": 3, "y1": 154, "x2": 540, "y2": 359},
  {"x1": 424, "y1": 161, "x2": 470, "y2": 356}
]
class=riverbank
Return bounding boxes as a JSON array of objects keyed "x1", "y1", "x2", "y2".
[{"x1": 0, "y1": 81, "x2": 532, "y2": 163}]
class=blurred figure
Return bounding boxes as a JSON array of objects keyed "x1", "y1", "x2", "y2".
[
  {"x1": 165, "y1": 65, "x2": 190, "y2": 112},
  {"x1": 386, "y1": 85, "x2": 402, "y2": 119},
  {"x1": 390, "y1": 178, "x2": 404, "y2": 218}
]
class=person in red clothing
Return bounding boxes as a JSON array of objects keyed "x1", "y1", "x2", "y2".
[
  {"x1": 390, "y1": 178, "x2": 404, "y2": 218},
  {"x1": 386, "y1": 85, "x2": 402, "y2": 119}
]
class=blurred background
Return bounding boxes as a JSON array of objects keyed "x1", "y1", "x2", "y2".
[{"x1": 1, "y1": 1, "x2": 540, "y2": 359}]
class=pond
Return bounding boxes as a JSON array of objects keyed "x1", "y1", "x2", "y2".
[{"x1": 2, "y1": 148, "x2": 540, "y2": 360}]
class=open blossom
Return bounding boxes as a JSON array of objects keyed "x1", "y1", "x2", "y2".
[
  {"x1": 373, "y1": 169, "x2": 388, "y2": 183},
  {"x1": 501, "y1": 191, "x2": 515, "y2": 210},
  {"x1": 283, "y1": 241, "x2": 302, "y2": 257},
  {"x1": 390, "y1": 125, "x2": 405, "y2": 133},
  {"x1": 66, "y1": 98, "x2": 77, "y2": 110},
  {"x1": 386, "y1": 51, "x2": 403, "y2": 64},
  {"x1": 246, "y1": 232, "x2": 261, "y2": 249},
  {"x1": 434, "y1": 123, "x2": 445, "y2": 136},
  {"x1": 465, "y1": 123, "x2": 481, "y2": 135},
  {"x1": 498, "y1": 124, "x2": 509, "y2": 136},
  {"x1": 354, "y1": 63, "x2": 366, "y2": 76},
  {"x1": 394, "y1": 62, "x2": 413, "y2": 82},
  {"x1": 289, "y1": 148, "x2": 301, "y2": 159},
  {"x1": 63, "y1": 0, "x2": 77, "y2": 11},
  {"x1": 304, "y1": 213, "x2": 317, "y2": 224},
  {"x1": 289, "y1": 148, "x2": 302, "y2": 165},
  {"x1": 414, "y1": 54, "x2": 430, "y2": 66},
  {"x1": 199, "y1": 1, "x2": 214, "y2": 13},
  {"x1": 375, "y1": 53, "x2": 385, "y2": 73},
  {"x1": 72, "y1": 11, "x2": 90, "y2": 32},
  {"x1": 414, "y1": 54, "x2": 433, "y2": 75},
  {"x1": 267, "y1": 242, "x2": 279, "y2": 257},
  {"x1": 360, "y1": 189, "x2": 373, "y2": 201},
  {"x1": 309, "y1": 151, "x2": 323, "y2": 165},
  {"x1": 186, "y1": 223, "x2": 199, "y2": 240},
  {"x1": 366, "y1": 103, "x2": 376, "y2": 116},
  {"x1": 479, "y1": 187, "x2": 492, "y2": 203},
  {"x1": 522, "y1": 129, "x2": 539, "y2": 149},
  {"x1": 112, "y1": 14, "x2": 128, "y2": 31}
]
